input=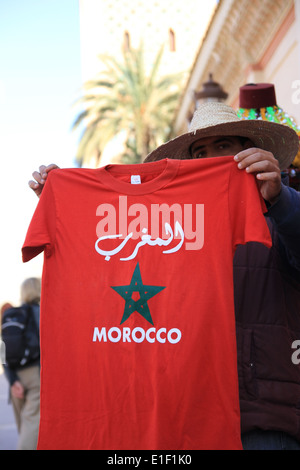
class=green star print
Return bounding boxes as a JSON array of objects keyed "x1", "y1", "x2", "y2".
[{"x1": 111, "y1": 262, "x2": 165, "y2": 325}]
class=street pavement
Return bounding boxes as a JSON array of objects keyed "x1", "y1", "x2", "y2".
[{"x1": 0, "y1": 365, "x2": 18, "y2": 450}]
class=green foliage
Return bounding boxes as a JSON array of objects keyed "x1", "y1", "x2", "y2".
[{"x1": 72, "y1": 43, "x2": 183, "y2": 166}]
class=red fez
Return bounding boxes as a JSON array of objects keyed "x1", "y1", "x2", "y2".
[{"x1": 239, "y1": 83, "x2": 277, "y2": 108}]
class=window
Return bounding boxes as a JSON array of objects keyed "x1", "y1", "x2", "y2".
[
  {"x1": 169, "y1": 28, "x2": 176, "y2": 52},
  {"x1": 123, "y1": 31, "x2": 130, "y2": 51}
]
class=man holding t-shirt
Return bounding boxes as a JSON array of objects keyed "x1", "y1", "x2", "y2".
[{"x1": 28, "y1": 102, "x2": 300, "y2": 450}]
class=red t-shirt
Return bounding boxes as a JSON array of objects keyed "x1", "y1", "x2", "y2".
[{"x1": 22, "y1": 157, "x2": 271, "y2": 450}]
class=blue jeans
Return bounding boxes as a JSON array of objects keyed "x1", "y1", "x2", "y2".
[{"x1": 242, "y1": 430, "x2": 300, "y2": 450}]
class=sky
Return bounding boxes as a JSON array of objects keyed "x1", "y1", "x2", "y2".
[{"x1": 0, "y1": 0, "x2": 83, "y2": 306}]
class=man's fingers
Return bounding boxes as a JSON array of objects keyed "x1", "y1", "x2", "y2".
[
  {"x1": 28, "y1": 179, "x2": 40, "y2": 189},
  {"x1": 234, "y1": 149, "x2": 280, "y2": 175},
  {"x1": 31, "y1": 164, "x2": 59, "y2": 185},
  {"x1": 32, "y1": 170, "x2": 45, "y2": 184},
  {"x1": 256, "y1": 171, "x2": 280, "y2": 181},
  {"x1": 28, "y1": 163, "x2": 59, "y2": 198},
  {"x1": 243, "y1": 160, "x2": 278, "y2": 174}
]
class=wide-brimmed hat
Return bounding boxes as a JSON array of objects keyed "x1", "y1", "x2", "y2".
[
  {"x1": 237, "y1": 83, "x2": 300, "y2": 167},
  {"x1": 145, "y1": 101, "x2": 299, "y2": 169}
]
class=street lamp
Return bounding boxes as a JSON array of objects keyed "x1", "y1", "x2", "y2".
[{"x1": 193, "y1": 73, "x2": 228, "y2": 108}]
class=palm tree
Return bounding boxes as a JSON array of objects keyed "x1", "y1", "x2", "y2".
[{"x1": 72, "y1": 43, "x2": 183, "y2": 166}]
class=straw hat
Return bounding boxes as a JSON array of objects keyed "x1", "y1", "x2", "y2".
[{"x1": 145, "y1": 101, "x2": 299, "y2": 170}]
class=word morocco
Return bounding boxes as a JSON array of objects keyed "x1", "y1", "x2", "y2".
[{"x1": 93, "y1": 326, "x2": 182, "y2": 344}]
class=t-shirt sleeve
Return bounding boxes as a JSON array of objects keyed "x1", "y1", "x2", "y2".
[
  {"x1": 228, "y1": 162, "x2": 272, "y2": 251},
  {"x1": 22, "y1": 175, "x2": 56, "y2": 262}
]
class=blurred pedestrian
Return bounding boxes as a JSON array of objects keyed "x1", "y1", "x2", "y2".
[
  {"x1": 1, "y1": 303, "x2": 13, "y2": 364},
  {"x1": 1, "y1": 278, "x2": 41, "y2": 450}
]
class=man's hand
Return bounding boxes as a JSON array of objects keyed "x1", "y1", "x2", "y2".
[
  {"x1": 234, "y1": 148, "x2": 281, "y2": 204},
  {"x1": 11, "y1": 381, "x2": 25, "y2": 399},
  {"x1": 28, "y1": 164, "x2": 59, "y2": 198}
]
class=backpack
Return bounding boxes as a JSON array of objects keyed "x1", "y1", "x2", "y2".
[{"x1": 1, "y1": 304, "x2": 40, "y2": 369}]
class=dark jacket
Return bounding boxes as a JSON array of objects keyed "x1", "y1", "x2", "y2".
[
  {"x1": 3, "y1": 302, "x2": 40, "y2": 387},
  {"x1": 234, "y1": 183, "x2": 300, "y2": 441}
]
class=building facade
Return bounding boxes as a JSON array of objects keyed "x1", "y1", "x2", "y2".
[
  {"x1": 79, "y1": 0, "x2": 217, "y2": 82},
  {"x1": 175, "y1": 0, "x2": 300, "y2": 135}
]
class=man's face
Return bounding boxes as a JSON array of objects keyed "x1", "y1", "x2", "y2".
[{"x1": 190, "y1": 136, "x2": 250, "y2": 159}]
